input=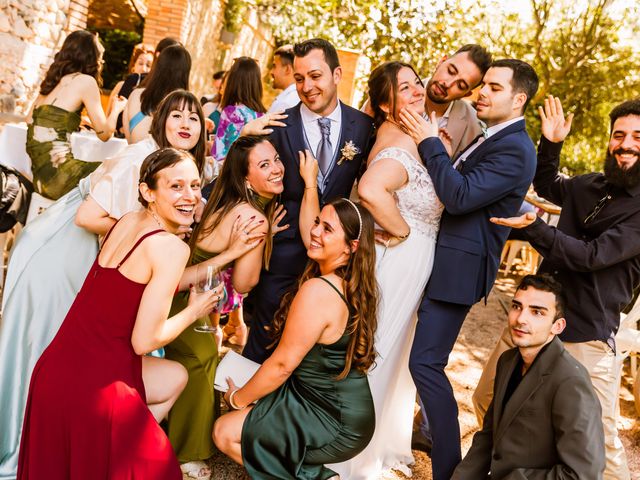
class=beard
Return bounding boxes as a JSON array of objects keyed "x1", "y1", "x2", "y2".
[
  {"x1": 425, "y1": 80, "x2": 449, "y2": 105},
  {"x1": 603, "y1": 148, "x2": 640, "y2": 189}
]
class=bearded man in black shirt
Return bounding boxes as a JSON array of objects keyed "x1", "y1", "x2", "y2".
[{"x1": 474, "y1": 97, "x2": 640, "y2": 480}]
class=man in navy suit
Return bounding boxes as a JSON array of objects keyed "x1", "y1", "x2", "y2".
[
  {"x1": 242, "y1": 38, "x2": 374, "y2": 363},
  {"x1": 399, "y1": 59, "x2": 539, "y2": 480}
]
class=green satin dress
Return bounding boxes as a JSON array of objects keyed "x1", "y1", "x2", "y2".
[
  {"x1": 241, "y1": 278, "x2": 375, "y2": 479},
  {"x1": 164, "y1": 247, "x2": 219, "y2": 462},
  {"x1": 26, "y1": 104, "x2": 100, "y2": 200}
]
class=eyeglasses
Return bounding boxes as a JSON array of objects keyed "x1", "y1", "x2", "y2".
[{"x1": 584, "y1": 190, "x2": 612, "y2": 223}]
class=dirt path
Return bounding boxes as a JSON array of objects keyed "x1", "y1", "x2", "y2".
[{"x1": 208, "y1": 277, "x2": 640, "y2": 479}]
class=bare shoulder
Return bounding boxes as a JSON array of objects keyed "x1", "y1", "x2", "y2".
[
  {"x1": 298, "y1": 277, "x2": 342, "y2": 304},
  {"x1": 145, "y1": 232, "x2": 190, "y2": 266},
  {"x1": 231, "y1": 203, "x2": 268, "y2": 224},
  {"x1": 73, "y1": 73, "x2": 99, "y2": 90}
]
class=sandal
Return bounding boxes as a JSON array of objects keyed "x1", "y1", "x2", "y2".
[{"x1": 180, "y1": 460, "x2": 211, "y2": 480}]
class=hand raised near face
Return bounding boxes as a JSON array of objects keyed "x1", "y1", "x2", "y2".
[
  {"x1": 398, "y1": 108, "x2": 439, "y2": 145},
  {"x1": 240, "y1": 112, "x2": 288, "y2": 136},
  {"x1": 298, "y1": 149, "x2": 319, "y2": 188},
  {"x1": 538, "y1": 95, "x2": 574, "y2": 143}
]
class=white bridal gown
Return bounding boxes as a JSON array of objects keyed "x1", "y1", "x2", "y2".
[{"x1": 328, "y1": 147, "x2": 443, "y2": 479}]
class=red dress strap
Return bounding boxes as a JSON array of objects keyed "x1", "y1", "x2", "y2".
[
  {"x1": 100, "y1": 218, "x2": 122, "y2": 251},
  {"x1": 117, "y1": 229, "x2": 165, "y2": 268}
]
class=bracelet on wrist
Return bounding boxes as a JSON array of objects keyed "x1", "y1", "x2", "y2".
[
  {"x1": 304, "y1": 185, "x2": 317, "y2": 190},
  {"x1": 396, "y1": 229, "x2": 410, "y2": 240},
  {"x1": 229, "y1": 389, "x2": 246, "y2": 410}
]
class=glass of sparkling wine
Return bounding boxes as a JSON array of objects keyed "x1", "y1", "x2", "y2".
[{"x1": 193, "y1": 265, "x2": 226, "y2": 333}]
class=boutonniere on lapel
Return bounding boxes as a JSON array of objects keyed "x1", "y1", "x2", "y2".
[{"x1": 337, "y1": 140, "x2": 361, "y2": 165}]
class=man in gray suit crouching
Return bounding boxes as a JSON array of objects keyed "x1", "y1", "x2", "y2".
[{"x1": 453, "y1": 274, "x2": 605, "y2": 479}]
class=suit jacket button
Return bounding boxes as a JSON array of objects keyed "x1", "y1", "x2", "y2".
[{"x1": 493, "y1": 452, "x2": 502, "y2": 461}]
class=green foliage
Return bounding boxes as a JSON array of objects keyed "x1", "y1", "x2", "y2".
[
  {"x1": 480, "y1": 0, "x2": 640, "y2": 175},
  {"x1": 88, "y1": 28, "x2": 142, "y2": 91},
  {"x1": 253, "y1": 0, "x2": 640, "y2": 175},
  {"x1": 225, "y1": 0, "x2": 249, "y2": 33}
]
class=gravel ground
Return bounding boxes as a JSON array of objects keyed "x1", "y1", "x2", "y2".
[{"x1": 204, "y1": 276, "x2": 640, "y2": 479}]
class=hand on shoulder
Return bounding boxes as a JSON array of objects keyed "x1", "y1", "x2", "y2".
[{"x1": 232, "y1": 204, "x2": 269, "y2": 233}]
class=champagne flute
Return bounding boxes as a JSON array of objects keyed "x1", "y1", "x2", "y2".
[{"x1": 194, "y1": 265, "x2": 226, "y2": 333}]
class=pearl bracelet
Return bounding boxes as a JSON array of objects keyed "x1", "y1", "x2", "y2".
[{"x1": 228, "y1": 389, "x2": 245, "y2": 410}]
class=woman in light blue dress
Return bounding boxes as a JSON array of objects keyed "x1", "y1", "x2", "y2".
[{"x1": 0, "y1": 90, "x2": 221, "y2": 479}]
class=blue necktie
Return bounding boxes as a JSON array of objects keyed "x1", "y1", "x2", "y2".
[{"x1": 316, "y1": 118, "x2": 332, "y2": 175}]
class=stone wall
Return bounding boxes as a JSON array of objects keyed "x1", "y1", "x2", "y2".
[{"x1": 0, "y1": 0, "x2": 90, "y2": 115}]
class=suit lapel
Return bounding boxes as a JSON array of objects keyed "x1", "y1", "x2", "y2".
[
  {"x1": 323, "y1": 103, "x2": 355, "y2": 201},
  {"x1": 447, "y1": 100, "x2": 467, "y2": 158},
  {"x1": 284, "y1": 105, "x2": 307, "y2": 168},
  {"x1": 494, "y1": 338, "x2": 563, "y2": 445},
  {"x1": 461, "y1": 119, "x2": 525, "y2": 172}
]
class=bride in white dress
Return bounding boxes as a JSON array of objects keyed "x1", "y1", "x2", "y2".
[{"x1": 328, "y1": 62, "x2": 444, "y2": 479}]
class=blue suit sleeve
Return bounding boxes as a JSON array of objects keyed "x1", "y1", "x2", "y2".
[{"x1": 417, "y1": 137, "x2": 532, "y2": 216}]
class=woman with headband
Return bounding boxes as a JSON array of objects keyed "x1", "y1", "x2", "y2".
[{"x1": 213, "y1": 173, "x2": 379, "y2": 479}]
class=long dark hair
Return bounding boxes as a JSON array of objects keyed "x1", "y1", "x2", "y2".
[
  {"x1": 139, "y1": 45, "x2": 191, "y2": 115},
  {"x1": 40, "y1": 30, "x2": 103, "y2": 95},
  {"x1": 138, "y1": 148, "x2": 196, "y2": 207},
  {"x1": 272, "y1": 199, "x2": 378, "y2": 379},
  {"x1": 219, "y1": 57, "x2": 266, "y2": 113},
  {"x1": 149, "y1": 90, "x2": 206, "y2": 173},
  {"x1": 368, "y1": 61, "x2": 421, "y2": 127},
  {"x1": 189, "y1": 135, "x2": 277, "y2": 266}
]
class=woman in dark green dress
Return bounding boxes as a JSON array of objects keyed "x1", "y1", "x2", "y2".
[
  {"x1": 214, "y1": 196, "x2": 379, "y2": 480},
  {"x1": 26, "y1": 30, "x2": 126, "y2": 200}
]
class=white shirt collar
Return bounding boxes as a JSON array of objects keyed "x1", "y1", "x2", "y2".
[
  {"x1": 300, "y1": 101, "x2": 342, "y2": 124},
  {"x1": 484, "y1": 116, "x2": 524, "y2": 138},
  {"x1": 281, "y1": 83, "x2": 297, "y2": 96}
]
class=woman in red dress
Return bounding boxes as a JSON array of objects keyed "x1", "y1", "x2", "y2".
[{"x1": 17, "y1": 148, "x2": 221, "y2": 479}]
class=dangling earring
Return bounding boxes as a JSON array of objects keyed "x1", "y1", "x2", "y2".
[{"x1": 245, "y1": 182, "x2": 256, "y2": 200}]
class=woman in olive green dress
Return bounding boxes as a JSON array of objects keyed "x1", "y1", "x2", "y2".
[
  {"x1": 166, "y1": 135, "x2": 285, "y2": 479},
  {"x1": 213, "y1": 195, "x2": 379, "y2": 480},
  {"x1": 26, "y1": 30, "x2": 126, "y2": 200}
]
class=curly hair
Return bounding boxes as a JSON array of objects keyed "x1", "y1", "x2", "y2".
[
  {"x1": 40, "y1": 30, "x2": 103, "y2": 96},
  {"x1": 271, "y1": 199, "x2": 379, "y2": 379}
]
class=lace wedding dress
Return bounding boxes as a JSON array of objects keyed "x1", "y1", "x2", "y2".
[{"x1": 328, "y1": 147, "x2": 443, "y2": 479}]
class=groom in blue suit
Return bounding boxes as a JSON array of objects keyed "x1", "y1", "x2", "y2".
[
  {"x1": 243, "y1": 39, "x2": 374, "y2": 363},
  {"x1": 400, "y1": 59, "x2": 539, "y2": 480}
]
